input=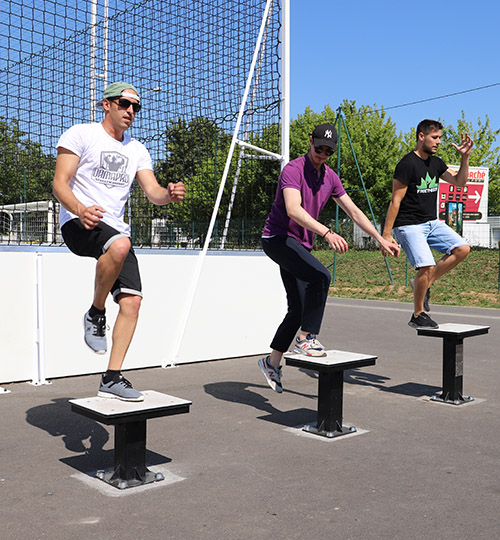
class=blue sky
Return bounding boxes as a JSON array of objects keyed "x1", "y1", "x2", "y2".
[{"x1": 289, "y1": 0, "x2": 500, "y2": 138}]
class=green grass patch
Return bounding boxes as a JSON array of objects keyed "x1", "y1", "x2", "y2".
[{"x1": 313, "y1": 248, "x2": 500, "y2": 309}]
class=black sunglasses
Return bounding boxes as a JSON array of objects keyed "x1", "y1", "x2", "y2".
[
  {"x1": 314, "y1": 146, "x2": 334, "y2": 156},
  {"x1": 110, "y1": 97, "x2": 141, "y2": 113}
]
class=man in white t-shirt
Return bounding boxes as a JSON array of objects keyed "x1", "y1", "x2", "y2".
[{"x1": 53, "y1": 82, "x2": 186, "y2": 401}]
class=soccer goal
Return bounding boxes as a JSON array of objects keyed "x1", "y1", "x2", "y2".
[{"x1": 0, "y1": 0, "x2": 288, "y2": 249}]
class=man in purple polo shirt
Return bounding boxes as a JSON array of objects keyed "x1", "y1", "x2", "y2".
[{"x1": 259, "y1": 123, "x2": 400, "y2": 393}]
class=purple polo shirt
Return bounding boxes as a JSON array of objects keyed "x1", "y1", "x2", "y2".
[{"x1": 262, "y1": 154, "x2": 346, "y2": 250}]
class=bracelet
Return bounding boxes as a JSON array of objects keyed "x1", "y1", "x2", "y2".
[{"x1": 322, "y1": 228, "x2": 333, "y2": 239}]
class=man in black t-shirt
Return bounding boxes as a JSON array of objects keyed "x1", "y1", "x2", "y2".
[{"x1": 382, "y1": 119, "x2": 473, "y2": 328}]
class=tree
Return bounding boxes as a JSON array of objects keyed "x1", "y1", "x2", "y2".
[
  {"x1": 289, "y1": 106, "x2": 336, "y2": 158},
  {"x1": 290, "y1": 101, "x2": 403, "y2": 223},
  {"x1": 402, "y1": 112, "x2": 500, "y2": 215},
  {"x1": 336, "y1": 101, "x2": 403, "y2": 223},
  {"x1": 151, "y1": 116, "x2": 282, "y2": 246},
  {"x1": 233, "y1": 121, "x2": 281, "y2": 221},
  {"x1": 440, "y1": 113, "x2": 500, "y2": 216},
  {"x1": 155, "y1": 116, "x2": 232, "y2": 224},
  {"x1": 142, "y1": 106, "x2": 500, "y2": 248},
  {"x1": 0, "y1": 117, "x2": 55, "y2": 205}
]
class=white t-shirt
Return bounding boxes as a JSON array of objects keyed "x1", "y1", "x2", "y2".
[{"x1": 57, "y1": 123, "x2": 153, "y2": 235}]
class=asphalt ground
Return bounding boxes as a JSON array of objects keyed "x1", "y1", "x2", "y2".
[{"x1": 1, "y1": 297, "x2": 499, "y2": 540}]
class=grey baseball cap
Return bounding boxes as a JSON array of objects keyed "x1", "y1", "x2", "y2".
[{"x1": 96, "y1": 82, "x2": 140, "y2": 108}]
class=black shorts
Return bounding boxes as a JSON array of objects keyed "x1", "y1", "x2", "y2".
[{"x1": 61, "y1": 219, "x2": 142, "y2": 302}]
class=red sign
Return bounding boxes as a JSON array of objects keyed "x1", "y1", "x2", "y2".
[
  {"x1": 438, "y1": 166, "x2": 489, "y2": 223},
  {"x1": 438, "y1": 183, "x2": 484, "y2": 221}
]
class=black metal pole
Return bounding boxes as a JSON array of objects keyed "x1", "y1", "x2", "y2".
[
  {"x1": 441, "y1": 337, "x2": 464, "y2": 402},
  {"x1": 112, "y1": 421, "x2": 147, "y2": 482},
  {"x1": 316, "y1": 371, "x2": 344, "y2": 434}
]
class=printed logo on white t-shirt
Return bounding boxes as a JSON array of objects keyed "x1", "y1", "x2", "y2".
[{"x1": 92, "y1": 151, "x2": 130, "y2": 188}]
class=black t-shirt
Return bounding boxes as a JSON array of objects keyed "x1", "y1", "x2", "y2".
[{"x1": 393, "y1": 151, "x2": 448, "y2": 227}]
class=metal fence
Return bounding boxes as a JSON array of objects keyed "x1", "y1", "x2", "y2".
[
  {"x1": 0, "y1": 199, "x2": 273, "y2": 249},
  {"x1": 0, "y1": 0, "x2": 282, "y2": 249}
]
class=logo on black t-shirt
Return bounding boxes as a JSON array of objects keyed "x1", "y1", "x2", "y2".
[
  {"x1": 416, "y1": 173, "x2": 438, "y2": 194},
  {"x1": 92, "y1": 152, "x2": 130, "y2": 188}
]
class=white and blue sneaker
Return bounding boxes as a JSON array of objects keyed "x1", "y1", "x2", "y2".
[
  {"x1": 83, "y1": 310, "x2": 107, "y2": 354},
  {"x1": 97, "y1": 374, "x2": 144, "y2": 402},
  {"x1": 258, "y1": 356, "x2": 283, "y2": 393},
  {"x1": 294, "y1": 334, "x2": 326, "y2": 357}
]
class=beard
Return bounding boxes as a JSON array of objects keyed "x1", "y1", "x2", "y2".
[{"x1": 422, "y1": 142, "x2": 438, "y2": 155}]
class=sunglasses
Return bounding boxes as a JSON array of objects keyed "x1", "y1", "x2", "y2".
[
  {"x1": 110, "y1": 97, "x2": 142, "y2": 113},
  {"x1": 314, "y1": 146, "x2": 334, "y2": 156}
]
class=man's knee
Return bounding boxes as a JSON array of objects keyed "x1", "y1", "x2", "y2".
[
  {"x1": 416, "y1": 265, "x2": 434, "y2": 278},
  {"x1": 117, "y1": 294, "x2": 142, "y2": 318},
  {"x1": 106, "y1": 237, "x2": 132, "y2": 264},
  {"x1": 453, "y1": 244, "x2": 470, "y2": 261}
]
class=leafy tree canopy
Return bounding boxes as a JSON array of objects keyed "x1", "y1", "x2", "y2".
[
  {"x1": 402, "y1": 111, "x2": 500, "y2": 214},
  {"x1": 290, "y1": 101, "x2": 403, "y2": 222},
  {"x1": 0, "y1": 117, "x2": 55, "y2": 205}
]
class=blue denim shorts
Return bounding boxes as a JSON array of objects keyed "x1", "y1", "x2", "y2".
[{"x1": 393, "y1": 219, "x2": 468, "y2": 269}]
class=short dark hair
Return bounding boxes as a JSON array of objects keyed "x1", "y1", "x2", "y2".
[{"x1": 416, "y1": 119, "x2": 443, "y2": 141}]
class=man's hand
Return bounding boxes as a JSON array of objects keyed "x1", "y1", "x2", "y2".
[
  {"x1": 80, "y1": 205, "x2": 105, "y2": 230},
  {"x1": 167, "y1": 181, "x2": 186, "y2": 203},
  {"x1": 451, "y1": 132, "x2": 474, "y2": 157},
  {"x1": 325, "y1": 231, "x2": 349, "y2": 254},
  {"x1": 380, "y1": 235, "x2": 400, "y2": 257}
]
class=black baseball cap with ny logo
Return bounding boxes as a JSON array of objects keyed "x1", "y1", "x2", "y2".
[{"x1": 311, "y1": 123, "x2": 338, "y2": 150}]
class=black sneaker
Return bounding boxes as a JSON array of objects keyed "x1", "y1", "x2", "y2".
[
  {"x1": 410, "y1": 279, "x2": 431, "y2": 312},
  {"x1": 408, "y1": 312, "x2": 438, "y2": 329}
]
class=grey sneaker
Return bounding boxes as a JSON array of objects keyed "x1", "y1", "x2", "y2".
[
  {"x1": 410, "y1": 279, "x2": 430, "y2": 312},
  {"x1": 408, "y1": 312, "x2": 438, "y2": 329},
  {"x1": 83, "y1": 310, "x2": 107, "y2": 354},
  {"x1": 258, "y1": 356, "x2": 283, "y2": 393},
  {"x1": 97, "y1": 374, "x2": 144, "y2": 402},
  {"x1": 294, "y1": 334, "x2": 326, "y2": 357}
]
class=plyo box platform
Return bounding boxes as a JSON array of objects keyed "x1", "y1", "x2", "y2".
[
  {"x1": 416, "y1": 323, "x2": 490, "y2": 405},
  {"x1": 70, "y1": 391, "x2": 191, "y2": 489},
  {"x1": 285, "y1": 350, "x2": 377, "y2": 438}
]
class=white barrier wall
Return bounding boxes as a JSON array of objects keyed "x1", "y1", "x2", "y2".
[
  {"x1": 0, "y1": 248, "x2": 286, "y2": 384},
  {"x1": 2, "y1": 252, "x2": 38, "y2": 383}
]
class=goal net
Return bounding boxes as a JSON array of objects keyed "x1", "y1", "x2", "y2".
[{"x1": 0, "y1": 0, "x2": 283, "y2": 248}]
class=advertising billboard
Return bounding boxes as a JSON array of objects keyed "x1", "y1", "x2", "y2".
[{"x1": 438, "y1": 166, "x2": 489, "y2": 223}]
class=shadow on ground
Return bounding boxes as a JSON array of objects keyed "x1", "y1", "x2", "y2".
[
  {"x1": 25, "y1": 397, "x2": 170, "y2": 475},
  {"x1": 204, "y1": 381, "x2": 316, "y2": 427},
  {"x1": 346, "y1": 369, "x2": 441, "y2": 397},
  {"x1": 297, "y1": 367, "x2": 439, "y2": 398}
]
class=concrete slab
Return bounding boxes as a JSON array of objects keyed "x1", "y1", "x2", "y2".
[
  {"x1": 71, "y1": 466, "x2": 186, "y2": 497},
  {"x1": 284, "y1": 424, "x2": 370, "y2": 441}
]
